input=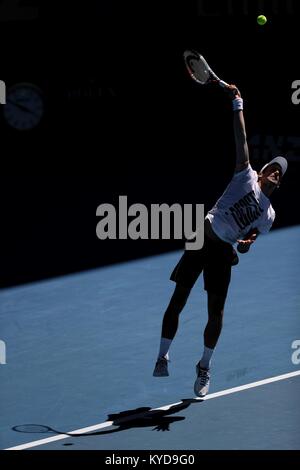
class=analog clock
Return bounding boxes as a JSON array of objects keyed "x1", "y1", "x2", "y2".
[{"x1": 3, "y1": 83, "x2": 44, "y2": 130}]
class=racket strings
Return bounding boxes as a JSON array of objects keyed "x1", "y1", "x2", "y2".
[
  {"x1": 187, "y1": 57, "x2": 210, "y2": 84},
  {"x1": 193, "y1": 60, "x2": 210, "y2": 83}
]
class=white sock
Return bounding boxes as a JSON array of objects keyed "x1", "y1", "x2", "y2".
[
  {"x1": 200, "y1": 346, "x2": 214, "y2": 369},
  {"x1": 158, "y1": 337, "x2": 172, "y2": 360}
]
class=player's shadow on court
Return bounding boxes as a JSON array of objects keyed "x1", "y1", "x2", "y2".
[
  {"x1": 89, "y1": 399, "x2": 200, "y2": 434},
  {"x1": 13, "y1": 398, "x2": 203, "y2": 438}
]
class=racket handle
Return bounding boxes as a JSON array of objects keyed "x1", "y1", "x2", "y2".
[
  {"x1": 218, "y1": 80, "x2": 230, "y2": 88},
  {"x1": 219, "y1": 80, "x2": 240, "y2": 97}
]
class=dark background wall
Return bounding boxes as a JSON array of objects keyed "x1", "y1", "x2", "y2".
[{"x1": 1, "y1": 0, "x2": 299, "y2": 287}]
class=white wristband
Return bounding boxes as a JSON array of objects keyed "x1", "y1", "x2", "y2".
[{"x1": 232, "y1": 97, "x2": 243, "y2": 111}]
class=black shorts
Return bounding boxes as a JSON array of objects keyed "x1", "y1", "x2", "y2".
[{"x1": 170, "y1": 234, "x2": 234, "y2": 296}]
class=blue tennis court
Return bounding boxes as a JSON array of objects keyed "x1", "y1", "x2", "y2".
[{"x1": 1, "y1": 225, "x2": 300, "y2": 450}]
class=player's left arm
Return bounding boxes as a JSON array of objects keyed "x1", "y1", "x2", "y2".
[{"x1": 237, "y1": 228, "x2": 260, "y2": 253}]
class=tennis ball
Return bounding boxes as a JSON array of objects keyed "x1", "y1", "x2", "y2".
[{"x1": 257, "y1": 15, "x2": 267, "y2": 25}]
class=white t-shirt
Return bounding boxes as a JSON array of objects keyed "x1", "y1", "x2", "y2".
[{"x1": 206, "y1": 164, "x2": 275, "y2": 245}]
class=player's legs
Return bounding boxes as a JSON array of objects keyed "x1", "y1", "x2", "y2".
[
  {"x1": 201, "y1": 240, "x2": 232, "y2": 366},
  {"x1": 194, "y1": 292, "x2": 227, "y2": 397},
  {"x1": 204, "y1": 292, "x2": 226, "y2": 350},
  {"x1": 161, "y1": 283, "x2": 191, "y2": 340},
  {"x1": 154, "y1": 246, "x2": 205, "y2": 377},
  {"x1": 194, "y1": 237, "x2": 232, "y2": 396},
  {"x1": 153, "y1": 284, "x2": 191, "y2": 377}
]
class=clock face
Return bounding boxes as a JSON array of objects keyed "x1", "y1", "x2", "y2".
[{"x1": 3, "y1": 83, "x2": 44, "y2": 130}]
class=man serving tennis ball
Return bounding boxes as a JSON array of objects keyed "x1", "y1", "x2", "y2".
[{"x1": 153, "y1": 84, "x2": 288, "y2": 397}]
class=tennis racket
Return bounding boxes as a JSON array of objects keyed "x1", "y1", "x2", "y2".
[
  {"x1": 13, "y1": 424, "x2": 75, "y2": 436},
  {"x1": 183, "y1": 49, "x2": 235, "y2": 92},
  {"x1": 13, "y1": 424, "x2": 57, "y2": 434}
]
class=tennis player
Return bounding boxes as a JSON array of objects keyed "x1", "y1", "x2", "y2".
[{"x1": 153, "y1": 85, "x2": 288, "y2": 397}]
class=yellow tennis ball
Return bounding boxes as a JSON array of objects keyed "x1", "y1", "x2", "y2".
[{"x1": 257, "y1": 15, "x2": 267, "y2": 25}]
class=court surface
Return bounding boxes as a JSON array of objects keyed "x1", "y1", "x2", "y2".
[{"x1": 1, "y1": 225, "x2": 300, "y2": 450}]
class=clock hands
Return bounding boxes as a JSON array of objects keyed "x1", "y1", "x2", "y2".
[{"x1": 7, "y1": 98, "x2": 42, "y2": 119}]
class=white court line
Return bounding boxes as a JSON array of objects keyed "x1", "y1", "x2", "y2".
[{"x1": 5, "y1": 369, "x2": 300, "y2": 450}]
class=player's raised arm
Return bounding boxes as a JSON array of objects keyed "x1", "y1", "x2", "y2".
[{"x1": 226, "y1": 85, "x2": 250, "y2": 173}]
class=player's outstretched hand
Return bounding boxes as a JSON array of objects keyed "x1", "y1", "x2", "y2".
[{"x1": 237, "y1": 233, "x2": 257, "y2": 253}]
